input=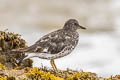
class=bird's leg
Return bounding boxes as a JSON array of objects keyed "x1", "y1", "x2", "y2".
[{"x1": 50, "y1": 59, "x2": 58, "y2": 72}]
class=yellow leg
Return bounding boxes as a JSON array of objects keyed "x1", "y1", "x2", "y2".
[{"x1": 50, "y1": 59, "x2": 58, "y2": 72}]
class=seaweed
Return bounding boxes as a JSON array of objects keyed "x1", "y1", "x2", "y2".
[{"x1": 0, "y1": 30, "x2": 33, "y2": 69}]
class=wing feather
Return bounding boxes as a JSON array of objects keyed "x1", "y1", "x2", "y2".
[{"x1": 22, "y1": 29, "x2": 69, "y2": 54}]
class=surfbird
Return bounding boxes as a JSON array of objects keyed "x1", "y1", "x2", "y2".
[{"x1": 16, "y1": 19, "x2": 86, "y2": 72}]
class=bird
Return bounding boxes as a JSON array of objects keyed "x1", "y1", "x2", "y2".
[{"x1": 15, "y1": 19, "x2": 86, "y2": 72}]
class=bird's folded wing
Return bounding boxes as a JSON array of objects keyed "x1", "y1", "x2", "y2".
[{"x1": 13, "y1": 29, "x2": 72, "y2": 54}]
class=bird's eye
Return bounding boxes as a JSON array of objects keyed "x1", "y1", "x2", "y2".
[{"x1": 74, "y1": 23, "x2": 78, "y2": 26}]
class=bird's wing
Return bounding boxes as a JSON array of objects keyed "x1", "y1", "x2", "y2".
[{"x1": 23, "y1": 29, "x2": 72, "y2": 54}]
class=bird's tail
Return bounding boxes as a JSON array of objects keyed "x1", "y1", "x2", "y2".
[
  {"x1": 16, "y1": 55, "x2": 28, "y2": 65},
  {"x1": 16, "y1": 53, "x2": 37, "y2": 65}
]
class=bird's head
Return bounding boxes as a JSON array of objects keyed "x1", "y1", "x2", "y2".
[{"x1": 63, "y1": 19, "x2": 86, "y2": 31}]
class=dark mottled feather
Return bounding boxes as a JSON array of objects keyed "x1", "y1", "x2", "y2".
[{"x1": 14, "y1": 19, "x2": 86, "y2": 60}]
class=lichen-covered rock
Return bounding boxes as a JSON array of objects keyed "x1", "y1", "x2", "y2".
[
  {"x1": 0, "y1": 30, "x2": 120, "y2": 80},
  {"x1": 0, "y1": 30, "x2": 26, "y2": 51},
  {"x1": 0, "y1": 30, "x2": 33, "y2": 69},
  {"x1": 24, "y1": 67, "x2": 100, "y2": 80}
]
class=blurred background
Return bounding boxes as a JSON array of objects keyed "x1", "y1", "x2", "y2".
[{"x1": 0, "y1": 0, "x2": 120, "y2": 77}]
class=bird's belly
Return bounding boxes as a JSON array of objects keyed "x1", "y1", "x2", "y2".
[
  {"x1": 39, "y1": 47, "x2": 74, "y2": 60},
  {"x1": 24, "y1": 48, "x2": 73, "y2": 60}
]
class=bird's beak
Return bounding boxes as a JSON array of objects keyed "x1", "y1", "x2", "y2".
[{"x1": 78, "y1": 25, "x2": 86, "y2": 29}]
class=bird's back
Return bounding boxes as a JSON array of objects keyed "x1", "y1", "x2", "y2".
[{"x1": 21, "y1": 29, "x2": 79, "y2": 59}]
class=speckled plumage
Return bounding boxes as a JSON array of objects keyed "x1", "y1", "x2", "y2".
[{"x1": 17, "y1": 19, "x2": 86, "y2": 64}]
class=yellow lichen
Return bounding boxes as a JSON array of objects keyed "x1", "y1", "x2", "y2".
[
  {"x1": 25, "y1": 67, "x2": 99, "y2": 80},
  {"x1": 0, "y1": 63, "x2": 6, "y2": 70},
  {"x1": 107, "y1": 78, "x2": 112, "y2": 80},
  {"x1": 0, "y1": 76, "x2": 7, "y2": 80},
  {"x1": 26, "y1": 67, "x2": 64, "y2": 80},
  {"x1": 65, "y1": 72, "x2": 97, "y2": 80}
]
